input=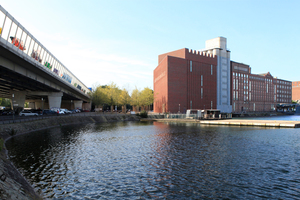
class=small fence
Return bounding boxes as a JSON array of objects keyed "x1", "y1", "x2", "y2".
[{"x1": 164, "y1": 114, "x2": 197, "y2": 119}]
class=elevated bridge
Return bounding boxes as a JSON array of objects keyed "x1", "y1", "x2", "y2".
[{"x1": 0, "y1": 6, "x2": 91, "y2": 112}]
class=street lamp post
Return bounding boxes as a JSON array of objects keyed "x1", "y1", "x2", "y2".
[
  {"x1": 41, "y1": 98, "x2": 44, "y2": 116},
  {"x1": 12, "y1": 94, "x2": 14, "y2": 123}
]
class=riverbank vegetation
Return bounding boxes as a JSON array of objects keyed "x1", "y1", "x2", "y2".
[{"x1": 91, "y1": 82, "x2": 154, "y2": 112}]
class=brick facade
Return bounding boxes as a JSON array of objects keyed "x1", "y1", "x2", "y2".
[
  {"x1": 154, "y1": 48, "x2": 217, "y2": 113},
  {"x1": 153, "y1": 37, "x2": 292, "y2": 114},
  {"x1": 292, "y1": 81, "x2": 300, "y2": 102},
  {"x1": 231, "y1": 61, "x2": 292, "y2": 113}
]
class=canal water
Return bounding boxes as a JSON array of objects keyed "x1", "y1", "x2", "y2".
[{"x1": 6, "y1": 119, "x2": 300, "y2": 199}]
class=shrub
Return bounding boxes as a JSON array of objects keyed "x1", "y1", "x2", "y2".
[{"x1": 139, "y1": 110, "x2": 148, "y2": 118}]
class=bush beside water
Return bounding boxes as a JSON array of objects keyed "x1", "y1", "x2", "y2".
[{"x1": 137, "y1": 110, "x2": 148, "y2": 118}]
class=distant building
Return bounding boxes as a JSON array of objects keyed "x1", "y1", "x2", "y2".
[
  {"x1": 153, "y1": 37, "x2": 292, "y2": 114},
  {"x1": 292, "y1": 81, "x2": 300, "y2": 102},
  {"x1": 231, "y1": 61, "x2": 292, "y2": 113}
]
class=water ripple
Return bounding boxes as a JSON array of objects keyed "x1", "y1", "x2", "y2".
[{"x1": 5, "y1": 121, "x2": 300, "y2": 199}]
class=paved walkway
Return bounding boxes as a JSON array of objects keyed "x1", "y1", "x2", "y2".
[
  {"x1": 200, "y1": 119, "x2": 300, "y2": 128},
  {"x1": 148, "y1": 118, "x2": 300, "y2": 128}
]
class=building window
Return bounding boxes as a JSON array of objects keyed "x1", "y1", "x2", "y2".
[
  {"x1": 236, "y1": 91, "x2": 238, "y2": 100},
  {"x1": 266, "y1": 83, "x2": 268, "y2": 93},
  {"x1": 233, "y1": 102, "x2": 236, "y2": 111},
  {"x1": 233, "y1": 79, "x2": 235, "y2": 90},
  {"x1": 249, "y1": 93, "x2": 251, "y2": 101},
  {"x1": 249, "y1": 81, "x2": 251, "y2": 91},
  {"x1": 211, "y1": 65, "x2": 213, "y2": 75},
  {"x1": 201, "y1": 88, "x2": 203, "y2": 99},
  {"x1": 253, "y1": 103, "x2": 255, "y2": 111},
  {"x1": 236, "y1": 79, "x2": 238, "y2": 90},
  {"x1": 233, "y1": 91, "x2": 235, "y2": 100},
  {"x1": 201, "y1": 75, "x2": 203, "y2": 86},
  {"x1": 211, "y1": 101, "x2": 213, "y2": 109},
  {"x1": 190, "y1": 61, "x2": 192, "y2": 72},
  {"x1": 190, "y1": 100, "x2": 192, "y2": 109}
]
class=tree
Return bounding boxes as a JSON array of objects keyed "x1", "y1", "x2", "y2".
[
  {"x1": 92, "y1": 85, "x2": 109, "y2": 109},
  {"x1": 131, "y1": 87, "x2": 140, "y2": 112},
  {"x1": 104, "y1": 82, "x2": 121, "y2": 112},
  {"x1": 140, "y1": 87, "x2": 154, "y2": 111},
  {"x1": 0, "y1": 98, "x2": 11, "y2": 107},
  {"x1": 119, "y1": 88, "x2": 131, "y2": 112}
]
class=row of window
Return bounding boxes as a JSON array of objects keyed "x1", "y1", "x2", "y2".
[
  {"x1": 233, "y1": 79, "x2": 291, "y2": 95},
  {"x1": 233, "y1": 102, "x2": 277, "y2": 112},
  {"x1": 277, "y1": 90, "x2": 291, "y2": 94},
  {"x1": 233, "y1": 91, "x2": 291, "y2": 102},
  {"x1": 234, "y1": 73, "x2": 292, "y2": 87}
]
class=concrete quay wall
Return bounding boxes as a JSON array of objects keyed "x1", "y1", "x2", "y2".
[
  {"x1": 147, "y1": 118, "x2": 300, "y2": 128},
  {"x1": 0, "y1": 114, "x2": 140, "y2": 200}
]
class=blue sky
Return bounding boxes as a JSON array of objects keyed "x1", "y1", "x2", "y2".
[{"x1": 1, "y1": 0, "x2": 299, "y2": 92}]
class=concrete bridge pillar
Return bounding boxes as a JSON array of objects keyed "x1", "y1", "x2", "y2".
[
  {"x1": 10, "y1": 91, "x2": 26, "y2": 112},
  {"x1": 82, "y1": 102, "x2": 91, "y2": 111},
  {"x1": 26, "y1": 99, "x2": 48, "y2": 110},
  {"x1": 48, "y1": 92, "x2": 63, "y2": 110},
  {"x1": 34, "y1": 99, "x2": 46, "y2": 110},
  {"x1": 74, "y1": 100, "x2": 83, "y2": 109},
  {"x1": 28, "y1": 102, "x2": 35, "y2": 109}
]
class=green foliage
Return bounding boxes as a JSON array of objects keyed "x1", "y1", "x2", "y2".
[
  {"x1": 105, "y1": 82, "x2": 122, "y2": 107},
  {"x1": 92, "y1": 85, "x2": 109, "y2": 107},
  {"x1": 119, "y1": 89, "x2": 131, "y2": 106},
  {"x1": 131, "y1": 87, "x2": 140, "y2": 107},
  {"x1": 139, "y1": 110, "x2": 148, "y2": 118},
  {"x1": 0, "y1": 138, "x2": 4, "y2": 151},
  {"x1": 91, "y1": 83, "x2": 154, "y2": 112},
  {"x1": 0, "y1": 98, "x2": 11, "y2": 107},
  {"x1": 140, "y1": 87, "x2": 154, "y2": 109}
]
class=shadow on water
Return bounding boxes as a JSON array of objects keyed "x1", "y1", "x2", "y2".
[{"x1": 6, "y1": 121, "x2": 300, "y2": 199}]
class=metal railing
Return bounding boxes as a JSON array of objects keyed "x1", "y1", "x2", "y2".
[
  {"x1": 164, "y1": 114, "x2": 197, "y2": 119},
  {"x1": 0, "y1": 5, "x2": 90, "y2": 96}
]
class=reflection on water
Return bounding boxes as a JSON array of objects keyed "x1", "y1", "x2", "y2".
[{"x1": 6, "y1": 121, "x2": 300, "y2": 199}]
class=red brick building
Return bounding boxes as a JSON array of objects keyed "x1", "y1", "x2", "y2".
[
  {"x1": 292, "y1": 81, "x2": 300, "y2": 102},
  {"x1": 154, "y1": 37, "x2": 292, "y2": 114},
  {"x1": 153, "y1": 48, "x2": 217, "y2": 113},
  {"x1": 231, "y1": 61, "x2": 292, "y2": 113}
]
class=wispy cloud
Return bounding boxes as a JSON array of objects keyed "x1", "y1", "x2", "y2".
[{"x1": 42, "y1": 39, "x2": 154, "y2": 90}]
